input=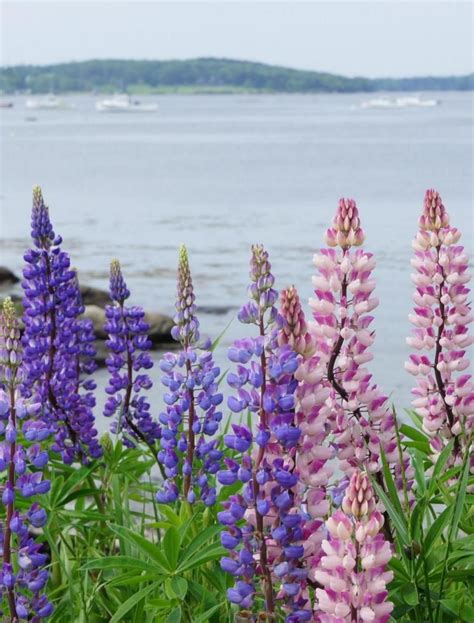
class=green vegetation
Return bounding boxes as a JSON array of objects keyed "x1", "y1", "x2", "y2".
[{"x1": 1, "y1": 57, "x2": 472, "y2": 94}]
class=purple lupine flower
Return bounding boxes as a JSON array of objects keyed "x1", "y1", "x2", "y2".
[
  {"x1": 0, "y1": 298, "x2": 53, "y2": 620},
  {"x1": 218, "y1": 245, "x2": 311, "y2": 622},
  {"x1": 21, "y1": 187, "x2": 102, "y2": 464},
  {"x1": 103, "y1": 260, "x2": 161, "y2": 448},
  {"x1": 157, "y1": 245, "x2": 223, "y2": 506}
]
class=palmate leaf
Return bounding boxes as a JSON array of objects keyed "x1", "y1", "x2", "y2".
[
  {"x1": 423, "y1": 506, "x2": 452, "y2": 553},
  {"x1": 371, "y1": 479, "x2": 410, "y2": 548},
  {"x1": 163, "y1": 526, "x2": 180, "y2": 570},
  {"x1": 177, "y1": 524, "x2": 223, "y2": 565},
  {"x1": 109, "y1": 582, "x2": 161, "y2": 623},
  {"x1": 82, "y1": 555, "x2": 160, "y2": 574},
  {"x1": 427, "y1": 440, "x2": 454, "y2": 498},
  {"x1": 165, "y1": 606, "x2": 182, "y2": 623},
  {"x1": 109, "y1": 524, "x2": 171, "y2": 572}
]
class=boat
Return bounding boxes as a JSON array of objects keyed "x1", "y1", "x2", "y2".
[
  {"x1": 0, "y1": 101, "x2": 14, "y2": 109},
  {"x1": 95, "y1": 94, "x2": 158, "y2": 113},
  {"x1": 26, "y1": 94, "x2": 64, "y2": 110},
  {"x1": 360, "y1": 95, "x2": 439, "y2": 109}
]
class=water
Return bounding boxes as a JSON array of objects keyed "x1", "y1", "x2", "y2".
[{"x1": 1, "y1": 92, "x2": 472, "y2": 425}]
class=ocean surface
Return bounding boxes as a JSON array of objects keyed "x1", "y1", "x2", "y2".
[{"x1": 1, "y1": 92, "x2": 472, "y2": 427}]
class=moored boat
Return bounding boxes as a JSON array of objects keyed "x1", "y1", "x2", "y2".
[{"x1": 95, "y1": 94, "x2": 158, "y2": 113}]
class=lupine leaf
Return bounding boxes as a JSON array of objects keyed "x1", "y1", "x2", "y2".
[
  {"x1": 163, "y1": 526, "x2": 180, "y2": 570},
  {"x1": 109, "y1": 582, "x2": 160, "y2": 623},
  {"x1": 109, "y1": 524, "x2": 171, "y2": 571},
  {"x1": 372, "y1": 480, "x2": 410, "y2": 547},
  {"x1": 165, "y1": 606, "x2": 182, "y2": 623}
]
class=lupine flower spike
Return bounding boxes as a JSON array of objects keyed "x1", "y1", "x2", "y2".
[
  {"x1": 0, "y1": 298, "x2": 53, "y2": 621},
  {"x1": 21, "y1": 187, "x2": 101, "y2": 464},
  {"x1": 297, "y1": 198, "x2": 412, "y2": 508},
  {"x1": 104, "y1": 260, "x2": 161, "y2": 448},
  {"x1": 315, "y1": 470, "x2": 393, "y2": 622},
  {"x1": 406, "y1": 190, "x2": 473, "y2": 466},
  {"x1": 157, "y1": 245, "x2": 223, "y2": 506},
  {"x1": 218, "y1": 247, "x2": 311, "y2": 622}
]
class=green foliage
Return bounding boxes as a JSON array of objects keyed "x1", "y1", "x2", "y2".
[
  {"x1": 42, "y1": 438, "x2": 232, "y2": 622},
  {"x1": 376, "y1": 418, "x2": 474, "y2": 623},
  {"x1": 1, "y1": 58, "x2": 472, "y2": 94}
]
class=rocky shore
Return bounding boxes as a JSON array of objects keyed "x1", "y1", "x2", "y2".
[{"x1": 0, "y1": 267, "x2": 175, "y2": 366}]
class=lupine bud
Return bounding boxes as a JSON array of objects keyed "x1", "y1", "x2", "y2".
[
  {"x1": 325, "y1": 198, "x2": 365, "y2": 249},
  {"x1": 278, "y1": 286, "x2": 315, "y2": 358}
]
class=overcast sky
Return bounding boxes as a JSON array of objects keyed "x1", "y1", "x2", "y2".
[{"x1": 1, "y1": 1, "x2": 472, "y2": 77}]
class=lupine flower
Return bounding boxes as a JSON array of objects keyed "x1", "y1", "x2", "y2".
[
  {"x1": 21, "y1": 187, "x2": 101, "y2": 464},
  {"x1": 103, "y1": 260, "x2": 161, "y2": 448},
  {"x1": 406, "y1": 190, "x2": 473, "y2": 463},
  {"x1": 157, "y1": 245, "x2": 223, "y2": 506},
  {"x1": 0, "y1": 298, "x2": 53, "y2": 621},
  {"x1": 218, "y1": 246, "x2": 311, "y2": 622},
  {"x1": 278, "y1": 286, "x2": 315, "y2": 358},
  {"x1": 315, "y1": 470, "x2": 393, "y2": 622},
  {"x1": 296, "y1": 198, "x2": 412, "y2": 502}
]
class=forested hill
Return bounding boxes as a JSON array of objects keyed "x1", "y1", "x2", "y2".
[{"x1": 1, "y1": 58, "x2": 472, "y2": 94}]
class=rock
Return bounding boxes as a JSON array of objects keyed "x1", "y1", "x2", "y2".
[
  {"x1": 144, "y1": 311, "x2": 175, "y2": 345},
  {"x1": 93, "y1": 339, "x2": 109, "y2": 367},
  {"x1": 0, "y1": 267, "x2": 20, "y2": 286},
  {"x1": 199, "y1": 304, "x2": 236, "y2": 315},
  {"x1": 80, "y1": 285, "x2": 110, "y2": 308},
  {"x1": 83, "y1": 305, "x2": 108, "y2": 339},
  {"x1": 82, "y1": 305, "x2": 174, "y2": 346}
]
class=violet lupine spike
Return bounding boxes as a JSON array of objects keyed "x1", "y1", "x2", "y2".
[
  {"x1": 157, "y1": 246, "x2": 223, "y2": 506},
  {"x1": 297, "y1": 198, "x2": 412, "y2": 501},
  {"x1": 315, "y1": 470, "x2": 393, "y2": 623},
  {"x1": 103, "y1": 260, "x2": 161, "y2": 448},
  {"x1": 21, "y1": 187, "x2": 102, "y2": 464},
  {"x1": 406, "y1": 190, "x2": 473, "y2": 463},
  {"x1": 218, "y1": 246, "x2": 311, "y2": 622},
  {"x1": 0, "y1": 298, "x2": 53, "y2": 621}
]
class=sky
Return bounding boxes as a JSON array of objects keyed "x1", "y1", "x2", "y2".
[{"x1": 1, "y1": 1, "x2": 472, "y2": 78}]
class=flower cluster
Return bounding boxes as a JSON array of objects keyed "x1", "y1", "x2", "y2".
[
  {"x1": 0, "y1": 298, "x2": 53, "y2": 621},
  {"x1": 218, "y1": 246, "x2": 311, "y2": 622},
  {"x1": 315, "y1": 470, "x2": 393, "y2": 622},
  {"x1": 21, "y1": 187, "x2": 101, "y2": 464},
  {"x1": 157, "y1": 246, "x2": 223, "y2": 506},
  {"x1": 104, "y1": 260, "x2": 161, "y2": 447},
  {"x1": 296, "y1": 198, "x2": 410, "y2": 496},
  {"x1": 406, "y1": 189, "x2": 473, "y2": 461}
]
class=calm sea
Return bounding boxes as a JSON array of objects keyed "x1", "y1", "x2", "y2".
[{"x1": 1, "y1": 93, "x2": 472, "y2": 425}]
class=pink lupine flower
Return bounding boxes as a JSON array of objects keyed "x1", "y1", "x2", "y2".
[
  {"x1": 406, "y1": 190, "x2": 473, "y2": 463},
  {"x1": 297, "y1": 199, "x2": 412, "y2": 503},
  {"x1": 279, "y1": 286, "x2": 316, "y2": 358},
  {"x1": 315, "y1": 471, "x2": 393, "y2": 623}
]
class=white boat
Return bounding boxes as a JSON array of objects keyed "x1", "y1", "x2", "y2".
[
  {"x1": 360, "y1": 95, "x2": 439, "y2": 109},
  {"x1": 26, "y1": 94, "x2": 64, "y2": 110},
  {"x1": 95, "y1": 94, "x2": 158, "y2": 113}
]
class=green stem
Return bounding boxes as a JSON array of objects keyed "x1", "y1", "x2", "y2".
[{"x1": 434, "y1": 450, "x2": 470, "y2": 622}]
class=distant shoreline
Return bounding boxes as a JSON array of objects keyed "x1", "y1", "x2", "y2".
[{"x1": 1, "y1": 58, "x2": 472, "y2": 94}]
